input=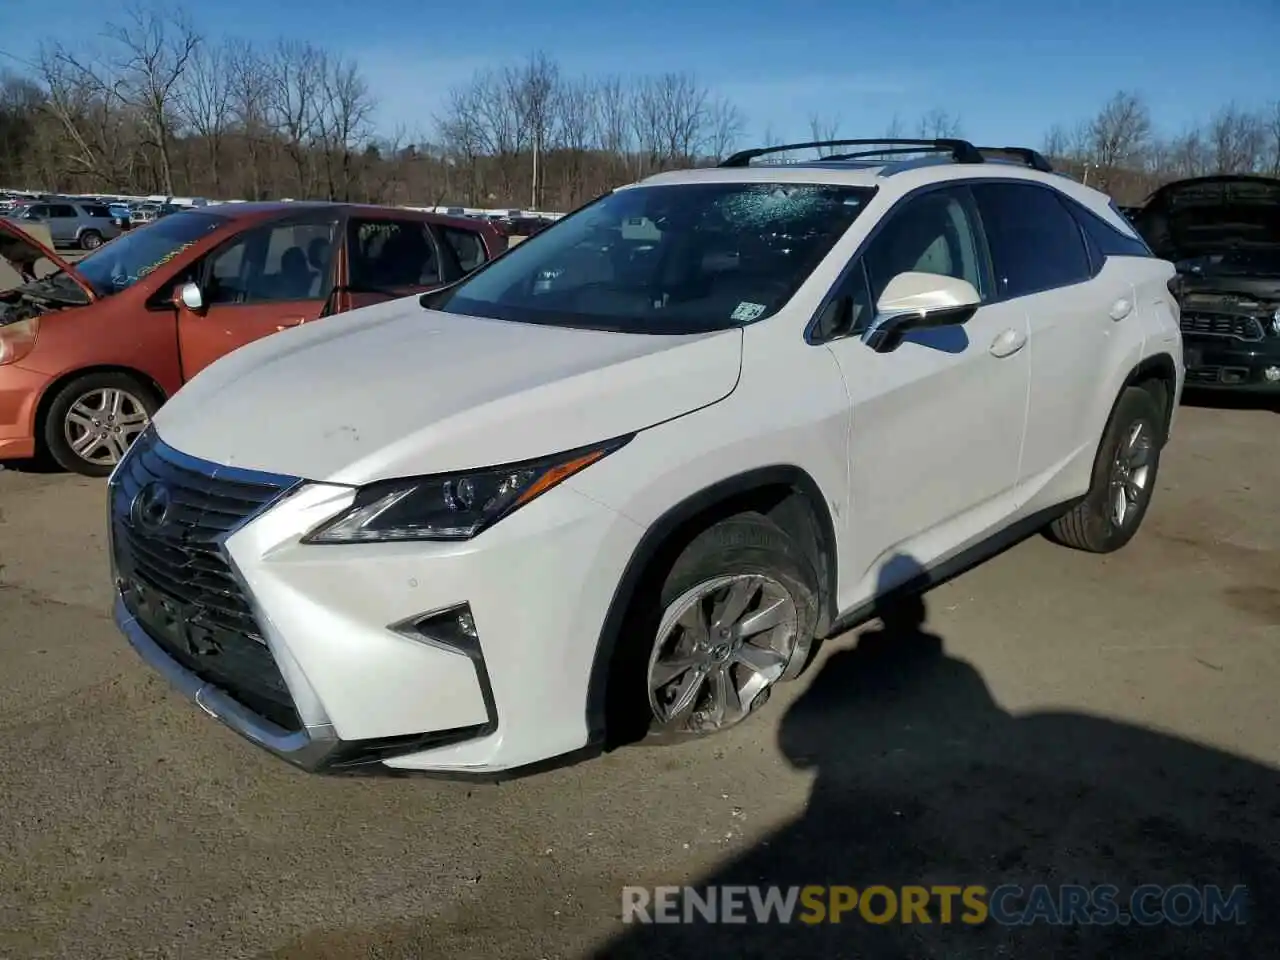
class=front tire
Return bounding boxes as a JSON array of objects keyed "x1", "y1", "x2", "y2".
[
  {"x1": 42, "y1": 372, "x2": 159, "y2": 477},
  {"x1": 1047, "y1": 385, "x2": 1164, "y2": 553},
  {"x1": 609, "y1": 512, "x2": 820, "y2": 746},
  {"x1": 79, "y1": 230, "x2": 103, "y2": 250}
]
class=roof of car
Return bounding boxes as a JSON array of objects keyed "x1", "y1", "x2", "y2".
[
  {"x1": 628, "y1": 153, "x2": 1129, "y2": 234},
  {"x1": 189, "y1": 201, "x2": 493, "y2": 232},
  {"x1": 633, "y1": 158, "x2": 1077, "y2": 192}
]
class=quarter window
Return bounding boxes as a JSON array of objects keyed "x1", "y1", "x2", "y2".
[
  {"x1": 971, "y1": 183, "x2": 1091, "y2": 297},
  {"x1": 1075, "y1": 203, "x2": 1154, "y2": 260},
  {"x1": 439, "y1": 226, "x2": 487, "y2": 272}
]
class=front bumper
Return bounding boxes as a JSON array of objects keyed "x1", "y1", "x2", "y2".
[
  {"x1": 1182, "y1": 336, "x2": 1280, "y2": 393},
  {"x1": 109, "y1": 430, "x2": 643, "y2": 777},
  {"x1": 0, "y1": 362, "x2": 43, "y2": 460}
]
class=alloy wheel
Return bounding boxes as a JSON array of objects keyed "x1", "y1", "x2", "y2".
[
  {"x1": 1108, "y1": 419, "x2": 1154, "y2": 528},
  {"x1": 63, "y1": 387, "x2": 150, "y2": 467},
  {"x1": 647, "y1": 573, "x2": 799, "y2": 735}
]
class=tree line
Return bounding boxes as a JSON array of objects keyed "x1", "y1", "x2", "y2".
[{"x1": 1, "y1": 6, "x2": 1278, "y2": 211}]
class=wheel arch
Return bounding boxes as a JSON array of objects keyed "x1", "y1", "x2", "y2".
[
  {"x1": 1123, "y1": 351, "x2": 1178, "y2": 441},
  {"x1": 585, "y1": 465, "x2": 839, "y2": 747},
  {"x1": 34, "y1": 364, "x2": 167, "y2": 452}
]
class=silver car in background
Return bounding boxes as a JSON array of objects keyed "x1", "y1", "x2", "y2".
[{"x1": 8, "y1": 199, "x2": 123, "y2": 249}]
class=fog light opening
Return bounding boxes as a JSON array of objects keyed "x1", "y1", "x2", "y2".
[
  {"x1": 1263, "y1": 366, "x2": 1280, "y2": 383},
  {"x1": 393, "y1": 603, "x2": 482, "y2": 658}
]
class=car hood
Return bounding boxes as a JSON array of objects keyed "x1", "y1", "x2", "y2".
[
  {"x1": 1134, "y1": 176, "x2": 1280, "y2": 261},
  {"x1": 0, "y1": 218, "x2": 95, "y2": 301},
  {"x1": 153, "y1": 297, "x2": 744, "y2": 485}
]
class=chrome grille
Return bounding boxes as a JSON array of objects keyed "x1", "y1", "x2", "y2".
[
  {"x1": 1180, "y1": 311, "x2": 1265, "y2": 341},
  {"x1": 109, "y1": 428, "x2": 303, "y2": 731}
]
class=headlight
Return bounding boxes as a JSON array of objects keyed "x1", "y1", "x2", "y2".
[
  {"x1": 302, "y1": 436, "x2": 631, "y2": 544},
  {"x1": 0, "y1": 317, "x2": 40, "y2": 366}
]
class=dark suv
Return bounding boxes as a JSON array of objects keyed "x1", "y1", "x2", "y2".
[{"x1": 1132, "y1": 175, "x2": 1280, "y2": 396}]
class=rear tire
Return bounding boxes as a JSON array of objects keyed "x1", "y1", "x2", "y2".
[
  {"x1": 42, "y1": 372, "x2": 159, "y2": 477},
  {"x1": 606, "y1": 512, "x2": 820, "y2": 747},
  {"x1": 1047, "y1": 386, "x2": 1164, "y2": 553},
  {"x1": 79, "y1": 230, "x2": 103, "y2": 250}
]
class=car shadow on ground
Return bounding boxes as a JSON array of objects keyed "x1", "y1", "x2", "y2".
[
  {"x1": 1180, "y1": 389, "x2": 1280, "y2": 414},
  {"x1": 592, "y1": 555, "x2": 1280, "y2": 959},
  {"x1": 0, "y1": 458, "x2": 59, "y2": 474}
]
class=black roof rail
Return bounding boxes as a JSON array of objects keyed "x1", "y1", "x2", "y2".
[
  {"x1": 821, "y1": 147, "x2": 956, "y2": 162},
  {"x1": 718, "y1": 138, "x2": 986, "y2": 168},
  {"x1": 971, "y1": 146, "x2": 1054, "y2": 173}
]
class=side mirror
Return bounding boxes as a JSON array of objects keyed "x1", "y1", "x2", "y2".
[
  {"x1": 864, "y1": 272, "x2": 981, "y2": 353},
  {"x1": 176, "y1": 281, "x2": 204, "y2": 312}
]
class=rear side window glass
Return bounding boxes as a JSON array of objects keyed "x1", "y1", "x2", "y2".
[
  {"x1": 1076, "y1": 204, "x2": 1154, "y2": 259},
  {"x1": 50, "y1": 204, "x2": 78, "y2": 218},
  {"x1": 971, "y1": 183, "x2": 1091, "y2": 297}
]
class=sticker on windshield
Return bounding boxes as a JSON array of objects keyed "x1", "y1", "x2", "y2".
[{"x1": 731, "y1": 301, "x2": 766, "y2": 322}]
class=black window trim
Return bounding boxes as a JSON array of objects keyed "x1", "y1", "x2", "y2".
[
  {"x1": 805, "y1": 180, "x2": 997, "y2": 345},
  {"x1": 197, "y1": 210, "x2": 340, "y2": 309}
]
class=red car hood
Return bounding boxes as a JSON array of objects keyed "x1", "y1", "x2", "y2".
[{"x1": 0, "y1": 217, "x2": 97, "y2": 301}]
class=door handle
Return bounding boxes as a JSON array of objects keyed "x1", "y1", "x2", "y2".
[
  {"x1": 989, "y1": 327, "x2": 1027, "y2": 358},
  {"x1": 1110, "y1": 298, "x2": 1133, "y2": 321}
]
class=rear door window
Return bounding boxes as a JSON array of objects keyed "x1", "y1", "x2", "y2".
[
  {"x1": 349, "y1": 219, "x2": 442, "y2": 289},
  {"x1": 49, "y1": 204, "x2": 78, "y2": 219},
  {"x1": 971, "y1": 183, "x2": 1092, "y2": 298}
]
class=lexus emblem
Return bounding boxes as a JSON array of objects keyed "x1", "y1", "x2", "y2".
[{"x1": 131, "y1": 481, "x2": 172, "y2": 532}]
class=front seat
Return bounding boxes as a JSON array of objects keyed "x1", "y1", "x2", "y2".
[{"x1": 276, "y1": 247, "x2": 316, "y2": 299}]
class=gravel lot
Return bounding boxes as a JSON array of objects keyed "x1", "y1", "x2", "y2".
[{"x1": 0, "y1": 399, "x2": 1277, "y2": 959}]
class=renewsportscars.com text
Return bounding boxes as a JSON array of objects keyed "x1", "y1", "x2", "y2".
[{"x1": 621, "y1": 884, "x2": 1249, "y2": 926}]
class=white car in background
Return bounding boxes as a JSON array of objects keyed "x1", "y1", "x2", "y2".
[{"x1": 108, "y1": 138, "x2": 1183, "y2": 779}]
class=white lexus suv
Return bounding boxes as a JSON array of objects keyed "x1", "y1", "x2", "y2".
[{"x1": 108, "y1": 139, "x2": 1183, "y2": 778}]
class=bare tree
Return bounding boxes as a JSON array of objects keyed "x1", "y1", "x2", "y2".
[
  {"x1": 314, "y1": 50, "x2": 376, "y2": 200},
  {"x1": 1206, "y1": 104, "x2": 1266, "y2": 175},
  {"x1": 705, "y1": 96, "x2": 744, "y2": 162},
  {"x1": 509, "y1": 52, "x2": 559, "y2": 208},
  {"x1": 267, "y1": 39, "x2": 324, "y2": 196},
  {"x1": 178, "y1": 37, "x2": 231, "y2": 192},
  {"x1": 807, "y1": 113, "x2": 840, "y2": 154},
  {"x1": 434, "y1": 83, "x2": 486, "y2": 205},
  {"x1": 34, "y1": 41, "x2": 131, "y2": 187},
  {"x1": 883, "y1": 113, "x2": 904, "y2": 139},
  {"x1": 1088, "y1": 91, "x2": 1151, "y2": 172},
  {"x1": 917, "y1": 108, "x2": 961, "y2": 139},
  {"x1": 105, "y1": 4, "x2": 200, "y2": 195},
  {"x1": 1266, "y1": 101, "x2": 1280, "y2": 177},
  {"x1": 225, "y1": 38, "x2": 271, "y2": 199},
  {"x1": 632, "y1": 72, "x2": 710, "y2": 174},
  {"x1": 591, "y1": 75, "x2": 633, "y2": 180},
  {"x1": 1042, "y1": 123, "x2": 1070, "y2": 159},
  {"x1": 554, "y1": 76, "x2": 597, "y2": 205}
]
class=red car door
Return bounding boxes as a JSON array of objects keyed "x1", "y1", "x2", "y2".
[{"x1": 176, "y1": 213, "x2": 337, "y2": 380}]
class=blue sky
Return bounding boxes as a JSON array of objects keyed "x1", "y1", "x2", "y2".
[{"x1": 2, "y1": 0, "x2": 1276, "y2": 149}]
